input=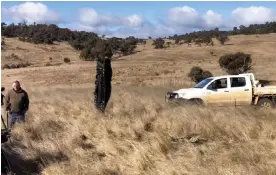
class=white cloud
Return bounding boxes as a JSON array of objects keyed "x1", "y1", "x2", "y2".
[
  {"x1": 74, "y1": 24, "x2": 113, "y2": 36},
  {"x1": 78, "y1": 8, "x2": 120, "y2": 27},
  {"x1": 78, "y1": 8, "x2": 144, "y2": 28},
  {"x1": 100, "y1": 21, "x2": 175, "y2": 39},
  {"x1": 1, "y1": 2, "x2": 60, "y2": 24},
  {"x1": 122, "y1": 14, "x2": 144, "y2": 27},
  {"x1": 232, "y1": 6, "x2": 276, "y2": 26},
  {"x1": 167, "y1": 5, "x2": 223, "y2": 29},
  {"x1": 203, "y1": 10, "x2": 223, "y2": 28},
  {"x1": 168, "y1": 6, "x2": 202, "y2": 27}
]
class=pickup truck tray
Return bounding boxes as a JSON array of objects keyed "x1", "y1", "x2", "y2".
[{"x1": 254, "y1": 86, "x2": 276, "y2": 95}]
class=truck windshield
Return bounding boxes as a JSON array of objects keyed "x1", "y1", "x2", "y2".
[{"x1": 194, "y1": 78, "x2": 213, "y2": 88}]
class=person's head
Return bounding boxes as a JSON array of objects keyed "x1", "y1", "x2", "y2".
[{"x1": 12, "y1": 80, "x2": 21, "y2": 91}]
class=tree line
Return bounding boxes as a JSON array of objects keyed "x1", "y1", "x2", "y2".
[{"x1": 1, "y1": 22, "x2": 146, "y2": 60}]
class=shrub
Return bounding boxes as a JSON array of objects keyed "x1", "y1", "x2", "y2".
[
  {"x1": 188, "y1": 66, "x2": 213, "y2": 83},
  {"x1": 12, "y1": 53, "x2": 20, "y2": 59},
  {"x1": 2, "y1": 64, "x2": 10, "y2": 69},
  {"x1": 152, "y1": 38, "x2": 165, "y2": 49},
  {"x1": 195, "y1": 39, "x2": 202, "y2": 46},
  {"x1": 64, "y1": 57, "x2": 70, "y2": 63},
  {"x1": 219, "y1": 52, "x2": 252, "y2": 75},
  {"x1": 49, "y1": 57, "x2": 52, "y2": 61},
  {"x1": 17, "y1": 62, "x2": 32, "y2": 68},
  {"x1": 203, "y1": 37, "x2": 212, "y2": 45},
  {"x1": 10, "y1": 64, "x2": 17, "y2": 69},
  {"x1": 2, "y1": 62, "x2": 31, "y2": 69},
  {"x1": 1, "y1": 39, "x2": 5, "y2": 45},
  {"x1": 175, "y1": 38, "x2": 180, "y2": 44},
  {"x1": 119, "y1": 41, "x2": 136, "y2": 56},
  {"x1": 19, "y1": 37, "x2": 26, "y2": 42},
  {"x1": 217, "y1": 35, "x2": 230, "y2": 45},
  {"x1": 79, "y1": 48, "x2": 90, "y2": 60},
  {"x1": 45, "y1": 62, "x2": 52, "y2": 66}
]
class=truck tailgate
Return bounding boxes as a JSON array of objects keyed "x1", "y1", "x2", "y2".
[{"x1": 254, "y1": 86, "x2": 276, "y2": 95}]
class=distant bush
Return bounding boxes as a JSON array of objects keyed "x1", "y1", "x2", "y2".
[
  {"x1": 184, "y1": 38, "x2": 192, "y2": 46},
  {"x1": 195, "y1": 39, "x2": 202, "y2": 46},
  {"x1": 216, "y1": 35, "x2": 230, "y2": 45},
  {"x1": 219, "y1": 52, "x2": 252, "y2": 75},
  {"x1": 79, "y1": 48, "x2": 90, "y2": 60},
  {"x1": 152, "y1": 38, "x2": 165, "y2": 49},
  {"x1": 45, "y1": 62, "x2": 52, "y2": 66},
  {"x1": 119, "y1": 41, "x2": 137, "y2": 56},
  {"x1": 202, "y1": 37, "x2": 213, "y2": 45},
  {"x1": 175, "y1": 38, "x2": 181, "y2": 44},
  {"x1": 11, "y1": 53, "x2": 20, "y2": 59},
  {"x1": 188, "y1": 66, "x2": 213, "y2": 83},
  {"x1": 49, "y1": 57, "x2": 52, "y2": 61},
  {"x1": 2, "y1": 62, "x2": 32, "y2": 69},
  {"x1": 5, "y1": 53, "x2": 21, "y2": 60},
  {"x1": 64, "y1": 57, "x2": 70, "y2": 63},
  {"x1": 2, "y1": 64, "x2": 10, "y2": 69},
  {"x1": 1, "y1": 38, "x2": 5, "y2": 45}
]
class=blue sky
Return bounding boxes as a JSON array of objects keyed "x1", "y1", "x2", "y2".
[{"x1": 2, "y1": 1, "x2": 276, "y2": 38}]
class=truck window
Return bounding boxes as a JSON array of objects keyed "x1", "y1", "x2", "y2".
[
  {"x1": 230, "y1": 77, "x2": 246, "y2": 87},
  {"x1": 194, "y1": 78, "x2": 213, "y2": 88},
  {"x1": 207, "y1": 78, "x2": 227, "y2": 89}
]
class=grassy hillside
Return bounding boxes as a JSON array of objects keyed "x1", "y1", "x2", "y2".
[{"x1": 1, "y1": 34, "x2": 276, "y2": 175}]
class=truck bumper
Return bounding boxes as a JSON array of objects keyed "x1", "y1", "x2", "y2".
[{"x1": 165, "y1": 92, "x2": 189, "y2": 104}]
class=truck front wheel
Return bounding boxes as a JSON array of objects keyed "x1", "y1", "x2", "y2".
[
  {"x1": 257, "y1": 98, "x2": 274, "y2": 110},
  {"x1": 188, "y1": 98, "x2": 204, "y2": 106}
]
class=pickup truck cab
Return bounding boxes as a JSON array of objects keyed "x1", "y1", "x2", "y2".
[{"x1": 166, "y1": 73, "x2": 276, "y2": 109}]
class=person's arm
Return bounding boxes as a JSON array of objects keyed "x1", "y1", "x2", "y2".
[
  {"x1": 5, "y1": 91, "x2": 10, "y2": 111},
  {"x1": 24, "y1": 91, "x2": 29, "y2": 112}
]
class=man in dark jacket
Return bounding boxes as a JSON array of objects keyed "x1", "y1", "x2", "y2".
[{"x1": 5, "y1": 80, "x2": 29, "y2": 128}]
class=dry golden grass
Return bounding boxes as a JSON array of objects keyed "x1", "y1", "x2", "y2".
[
  {"x1": 4, "y1": 87, "x2": 276, "y2": 175},
  {"x1": 1, "y1": 34, "x2": 276, "y2": 175}
]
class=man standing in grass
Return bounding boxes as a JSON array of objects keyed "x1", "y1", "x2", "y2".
[{"x1": 5, "y1": 80, "x2": 29, "y2": 128}]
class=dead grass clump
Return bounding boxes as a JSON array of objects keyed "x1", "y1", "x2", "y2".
[
  {"x1": 45, "y1": 62, "x2": 52, "y2": 66},
  {"x1": 144, "y1": 122, "x2": 154, "y2": 132},
  {"x1": 64, "y1": 57, "x2": 70, "y2": 63},
  {"x1": 2, "y1": 62, "x2": 32, "y2": 69},
  {"x1": 5, "y1": 53, "x2": 21, "y2": 60}
]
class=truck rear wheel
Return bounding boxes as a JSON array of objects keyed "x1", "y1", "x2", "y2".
[{"x1": 257, "y1": 98, "x2": 274, "y2": 110}]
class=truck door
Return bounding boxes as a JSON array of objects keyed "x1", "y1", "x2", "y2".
[
  {"x1": 205, "y1": 78, "x2": 231, "y2": 106},
  {"x1": 229, "y1": 76, "x2": 252, "y2": 106}
]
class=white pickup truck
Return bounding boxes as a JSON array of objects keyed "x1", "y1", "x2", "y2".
[{"x1": 165, "y1": 73, "x2": 276, "y2": 109}]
